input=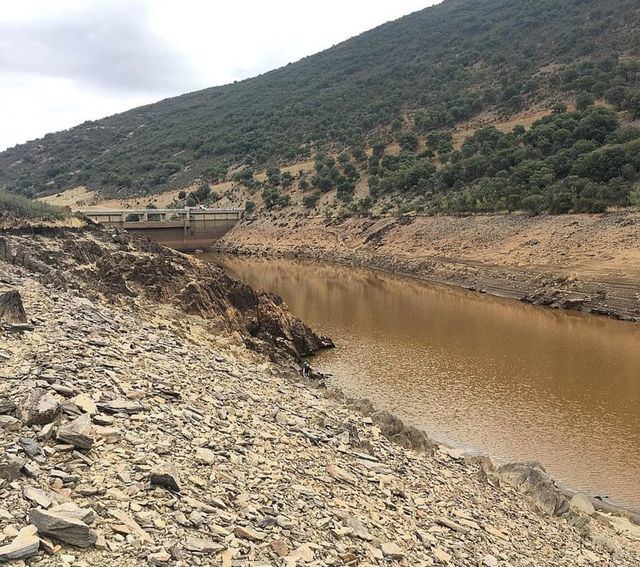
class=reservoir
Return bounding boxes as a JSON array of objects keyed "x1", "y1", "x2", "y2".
[{"x1": 210, "y1": 254, "x2": 640, "y2": 512}]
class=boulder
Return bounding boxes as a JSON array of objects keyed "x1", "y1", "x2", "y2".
[
  {"x1": 22, "y1": 390, "x2": 60, "y2": 427},
  {"x1": 570, "y1": 493, "x2": 596, "y2": 516},
  {"x1": 30, "y1": 504, "x2": 97, "y2": 548},
  {"x1": 0, "y1": 290, "x2": 28, "y2": 324},
  {"x1": 56, "y1": 413, "x2": 94, "y2": 450},
  {"x1": 495, "y1": 461, "x2": 569, "y2": 516},
  {"x1": 0, "y1": 455, "x2": 25, "y2": 481},
  {"x1": 0, "y1": 525, "x2": 39, "y2": 562},
  {"x1": 149, "y1": 462, "x2": 180, "y2": 492}
]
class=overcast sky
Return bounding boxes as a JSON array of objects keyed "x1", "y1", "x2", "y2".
[{"x1": 0, "y1": 0, "x2": 436, "y2": 151}]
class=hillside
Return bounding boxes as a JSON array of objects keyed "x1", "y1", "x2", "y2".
[{"x1": 1, "y1": 0, "x2": 640, "y2": 216}]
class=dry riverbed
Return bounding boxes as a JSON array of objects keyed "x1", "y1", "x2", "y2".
[{"x1": 1, "y1": 226, "x2": 640, "y2": 565}]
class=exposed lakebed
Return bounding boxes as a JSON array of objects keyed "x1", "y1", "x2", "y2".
[{"x1": 210, "y1": 254, "x2": 640, "y2": 512}]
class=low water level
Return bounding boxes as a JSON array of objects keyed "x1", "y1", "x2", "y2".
[{"x1": 210, "y1": 254, "x2": 640, "y2": 511}]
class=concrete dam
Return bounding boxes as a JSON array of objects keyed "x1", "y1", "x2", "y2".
[{"x1": 84, "y1": 208, "x2": 242, "y2": 252}]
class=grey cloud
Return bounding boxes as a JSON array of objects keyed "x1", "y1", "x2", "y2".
[{"x1": 0, "y1": 1, "x2": 200, "y2": 94}]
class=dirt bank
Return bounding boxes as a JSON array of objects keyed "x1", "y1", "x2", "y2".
[
  {"x1": 2, "y1": 226, "x2": 640, "y2": 564},
  {"x1": 217, "y1": 211, "x2": 640, "y2": 322}
]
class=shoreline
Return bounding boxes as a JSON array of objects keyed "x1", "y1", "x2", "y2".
[
  {"x1": 2, "y1": 225, "x2": 640, "y2": 564},
  {"x1": 216, "y1": 212, "x2": 640, "y2": 324},
  {"x1": 212, "y1": 249, "x2": 640, "y2": 526}
]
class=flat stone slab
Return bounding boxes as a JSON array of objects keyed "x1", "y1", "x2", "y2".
[
  {"x1": 30, "y1": 505, "x2": 97, "y2": 548},
  {"x1": 96, "y1": 399, "x2": 143, "y2": 415},
  {"x1": 56, "y1": 413, "x2": 95, "y2": 450},
  {"x1": 0, "y1": 525, "x2": 39, "y2": 562}
]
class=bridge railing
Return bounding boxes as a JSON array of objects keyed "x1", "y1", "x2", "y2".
[{"x1": 85, "y1": 208, "x2": 243, "y2": 226}]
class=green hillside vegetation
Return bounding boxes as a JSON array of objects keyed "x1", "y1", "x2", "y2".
[
  {"x1": 365, "y1": 107, "x2": 640, "y2": 214},
  {"x1": 0, "y1": 188, "x2": 67, "y2": 222},
  {"x1": 0, "y1": 0, "x2": 639, "y2": 216},
  {"x1": 220, "y1": 106, "x2": 640, "y2": 216}
]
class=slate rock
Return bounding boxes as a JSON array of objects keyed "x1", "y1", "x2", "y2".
[
  {"x1": 56, "y1": 413, "x2": 94, "y2": 450},
  {"x1": 0, "y1": 290, "x2": 28, "y2": 324},
  {"x1": 23, "y1": 485, "x2": 53, "y2": 508},
  {"x1": 0, "y1": 397, "x2": 16, "y2": 415},
  {"x1": 23, "y1": 390, "x2": 60, "y2": 426},
  {"x1": 71, "y1": 394, "x2": 98, "y2": 415},
  {"x1": 195, "y1": 447, "x2": 215, "y2": 465},
  {"x1": 0, "y1": 455, "x2": 25, "y2": 481},
  {"x1": 381, "y1": 542, "x2": 405, "y2": 559},
  {"x1": 96, "y1": 398, "x2": 143, "y2": 415},
  {"x1": 233, "y1": 526, "x2": 266, "y2": 542},
  {"x1": 150, "y1": 462, "x2": 181, "y2": 492},
  {"x1": 0, "y1": 525, "x2": 39, "y2": 562},
  {"x1": 184, "y1": 537, "x2": 223, "y2": 554},
  {"x1": 30, "y1": 505, "x2": 97, "y2": 548},
  {"x1": 0, "y1": 415, "x2": 20, "y2": 430}
]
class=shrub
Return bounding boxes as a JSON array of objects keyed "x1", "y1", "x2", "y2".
[
  {"x1": 0, "y1": 189, "x2": 67, "y2": 221},
  {"x1": 303, "y1": 193, "x2": 320, "y2": 209}
]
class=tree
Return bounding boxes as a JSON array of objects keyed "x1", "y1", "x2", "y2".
[
  {"x1": 195, "y1": 183, "x2": 211, "y2": 202},
  {"x1": 399, "y1": 132, "x2": 419, "y2": 152},
  {"x1": 302, "y1": 193, "x2": 320, "y2": 208},
  {"x1": 521, "y1": 194, "x2": 546, "y2": 215},
  {"x1": 552, "y1": 103, "x2": 568, "y2": 114},
  {"x1": 575, "y1": 91, "x2": 595, "y2": 111},
  {"x1": 351, "y1": 146, "x2": 366, "y2": 163},
  {"x1": 604, "y1": 86, "x2": 628, "y2": 109},
  {"x1": 629, "y1": 93, "x2": 640, "y2": 119}
]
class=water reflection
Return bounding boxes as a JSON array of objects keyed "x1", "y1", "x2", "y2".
[{"x1": 208, "y1": 254, "x2": 640, "y2": 511}]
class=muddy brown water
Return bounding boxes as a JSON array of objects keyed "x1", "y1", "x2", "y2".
[{"x1": 208, "y1": 254, "x2": 640, "y2": 512}]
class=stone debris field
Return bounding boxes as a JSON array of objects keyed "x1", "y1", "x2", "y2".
[{"x1": 1, "y1": 228, "x2": 640, "y2": 566}]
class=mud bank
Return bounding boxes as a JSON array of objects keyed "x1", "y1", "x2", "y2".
[
  {"x1": 216, "y1": 212, "x2": 640, "y2": 322},
  {"x1": 2, "y1": 226, "x2": 640, "y2": 565}
]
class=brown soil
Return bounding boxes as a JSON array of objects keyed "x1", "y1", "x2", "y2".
[{"x1": 217, "y1": 211, "x2": 640, "y2": 322}]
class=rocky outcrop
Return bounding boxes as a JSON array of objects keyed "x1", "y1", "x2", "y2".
[
  {"x1": 0, "y1": 227, "x2": 329, "y2": 360},
  {"x1": 491, "y1": 461, "x2": 570, "y2": 516},
  {"x1": 0, "y1": 290, "x2": 27, "y2": 324}
]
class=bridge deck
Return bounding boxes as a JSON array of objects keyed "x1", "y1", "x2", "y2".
[{"x1": 83, "y1": 208, "x2": 242, "y2": 251}]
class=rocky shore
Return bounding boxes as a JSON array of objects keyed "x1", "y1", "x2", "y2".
[
  {"x1": 216, "y1": 212, "x2": 640, "y2": 322},
  {"x1": 1, "y1": 226, "x2": 640, "y2": 565}
]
